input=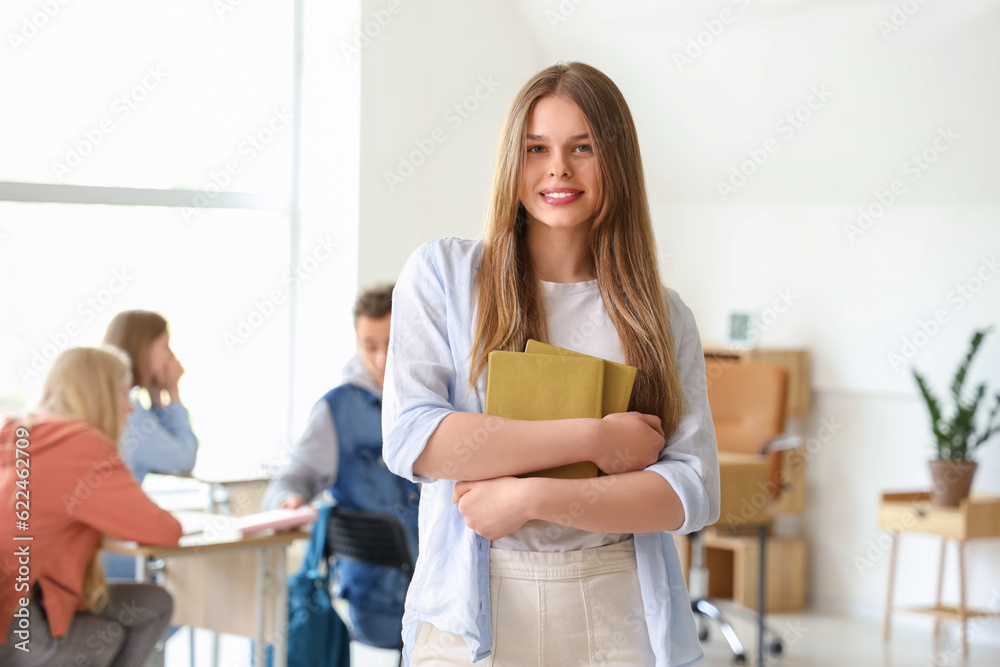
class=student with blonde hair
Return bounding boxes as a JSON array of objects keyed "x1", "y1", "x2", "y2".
[
  {"x1": 103, "y1": 310, "x2": 199, "y2": 483},
  {"x1": 0, "y1": 346, "x2": 182, "y2": 666},
  {"x1": 383, "y1": 62, "x2": 720, "y2": 665}
]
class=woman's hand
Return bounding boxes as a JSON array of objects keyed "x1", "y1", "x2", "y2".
[
  {"x1": 592, "y1": 412, "x2": 665, "y2": 474},
  {"x1": 163, "y1": 356, "x2": 185, "y2": 403},
  {"x1": 453, "y1": 477, "x2": 532, "y2": 540},
  {"x1": 149, "y1": 356, "x2": 184, "y2": 407}
]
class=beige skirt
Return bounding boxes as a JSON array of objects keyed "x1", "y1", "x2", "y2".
[{"x1": 410, "y1": 539, "x2": 655, "y2": 666}]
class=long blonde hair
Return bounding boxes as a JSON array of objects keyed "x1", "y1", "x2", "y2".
[
  {"x1": 471, "y1": 62, "x2": 683, "y2": 436},
  {"x1": 36, "y1": 345, "x2": 133, "y2": 611}
]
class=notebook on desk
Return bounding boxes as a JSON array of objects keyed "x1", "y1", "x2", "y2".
[{"x1": 231, "y1": 505, "x2": 318, "y2": 536}]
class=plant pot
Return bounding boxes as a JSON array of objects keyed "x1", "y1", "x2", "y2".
[{"x1": 928, "y1": 459, "x2": 978, "y2": 507}]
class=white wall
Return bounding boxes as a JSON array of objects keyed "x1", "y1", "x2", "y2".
[
  {"x1": 360, "y1": 0, "x2": 1000, "y2": 643},
  {"x1": 359, "y1": 0, "x2": 544, "y2": 284}
]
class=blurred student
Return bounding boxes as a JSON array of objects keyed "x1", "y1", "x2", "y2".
[
  {"x1": 0, "y1": 346, "x2": 183, "y2": 667},
  {"x1": 102, "y1": 310, "x2": 199, "y2": 483},
  {"x1": 263, "y1": 284, "x2": 419, "y2": 649}
]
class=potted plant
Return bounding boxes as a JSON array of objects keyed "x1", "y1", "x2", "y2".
[{"x1": 912, "y1": 327, "x2": 1000, "y2": 507}]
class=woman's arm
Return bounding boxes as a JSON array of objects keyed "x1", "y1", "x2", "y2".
[
  {"x1": 453, "y1": 472, "x2": 683, "y2": 540},
  {"x1": 123, "y1": 401, "x2": 199, "y2": 479},
  {"x1": 453, "y1": 290, "x2": 721, "y2": 539},
  {"x1": 263, "y1": 401, "x2": 337, "y2": 510},
  {"x1": 383, "y1": 241, "x2": 669, "y2": 483},
  {"x1": 65, "y1": 432, "x2": 182, "y2": 546},
  {"x1": 413, "y1": 411, "x2": 665, "y2": 481}
]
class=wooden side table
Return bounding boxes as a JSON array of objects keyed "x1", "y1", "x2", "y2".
[{"x1": 880, "y1": 491, "x2": 1000, "y2": 654}]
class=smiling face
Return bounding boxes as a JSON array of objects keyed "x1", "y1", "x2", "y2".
[{"x1": 518, "y1": 95, "x2": 601, "y2": 231}]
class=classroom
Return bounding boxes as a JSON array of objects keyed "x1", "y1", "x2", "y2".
[{"x1": 1, "y1": 1, "x2": 999, "y2": 666}]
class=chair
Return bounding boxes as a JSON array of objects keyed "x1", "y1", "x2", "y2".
[
  {"x1": 690, "y1": 362, "x2": 795, "y2": 663},
  {"x1": 324, "y1": 508, "x2": 414, "y2": 667}
]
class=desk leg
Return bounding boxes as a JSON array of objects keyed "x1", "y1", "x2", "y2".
[
  {"x1": 933, "y1": 538, "x2": 946, "y2": 637},
  {"x1": 254, "y1": 548, "x2": 267, "y2": 667},
  {"x1": 883, "y1": 533, "x2": 898, "y2": 641},
  {"x1": 958, "y1": 540, "x2": 968, "y2": 656},
  {"x1": 273, "y1": 546, "x2": 288, "y2": 667}
]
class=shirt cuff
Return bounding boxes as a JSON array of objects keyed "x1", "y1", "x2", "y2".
[{"x1": 647, "y1": 458, "x2": 712, "y2": 535}]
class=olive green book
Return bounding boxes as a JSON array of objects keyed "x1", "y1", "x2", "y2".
[
  {"x1": 484, "y1": 350, "x2": 604, "y2": 479},
  {"x1": 524, "y1": 339, "x2": 638, "y2": 416}
]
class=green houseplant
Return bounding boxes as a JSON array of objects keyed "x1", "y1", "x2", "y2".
[{"x1": 912, "y1": 327, "x2": 1000, "y2": 506}]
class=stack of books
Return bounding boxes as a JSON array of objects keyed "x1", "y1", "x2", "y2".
[{"x1": 484, "y1": 340, "x2": 637, "y2": 479}]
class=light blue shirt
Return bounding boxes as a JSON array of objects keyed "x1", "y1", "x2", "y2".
[
  {"x1": 120, "y1": 397, "x2": 199, "y2": 483},
  {"x1": 382, "y1": 237, "x2": 721, "y2": 666}
]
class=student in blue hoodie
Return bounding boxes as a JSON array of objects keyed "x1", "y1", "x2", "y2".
[{"x1": 263, "y1": 284, "x2": 420, "y2": 649}]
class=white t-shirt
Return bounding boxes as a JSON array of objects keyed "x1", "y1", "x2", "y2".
[{"x1": 492, "y1": 278, "x2": 631, "y2": 552}]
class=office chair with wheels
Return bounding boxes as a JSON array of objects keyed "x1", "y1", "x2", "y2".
[
  {"x1": 325, "y1": 508, "x2": 414, "y2": 667},
  {"x1": 691, "y1": 362, "x2": 796, "y2": 664}
]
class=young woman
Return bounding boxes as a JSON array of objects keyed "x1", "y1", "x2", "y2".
[
  {"x1": 0, "y1": 346, "x2": 183, "y2": 666},
  {"x1": 103, "y1": 310, "x2": 199, "y2": 483},
  {"x1": 382, "y1": 62, "x2": 720, "y2": 666}
]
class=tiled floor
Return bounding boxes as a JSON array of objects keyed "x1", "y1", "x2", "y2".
[{"x1": 166, "y1": 609, "x2": 1000, "y2": 666}]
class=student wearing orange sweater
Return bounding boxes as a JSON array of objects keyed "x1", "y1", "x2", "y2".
[{"x1": 0, "y1": 346, "x2": 183, "y2": 666}]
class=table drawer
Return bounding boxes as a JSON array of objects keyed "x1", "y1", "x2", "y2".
[{"x1": 880, "y1": 502, "x2": 964, "y2": 539}]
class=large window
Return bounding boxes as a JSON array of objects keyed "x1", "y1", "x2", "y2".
[
  {"x1": 0, "y1": 1, "x2": 357, "y2": 473},
  {"x1": 2, "y1": 0, "x2": 293, "y2": 194}
]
